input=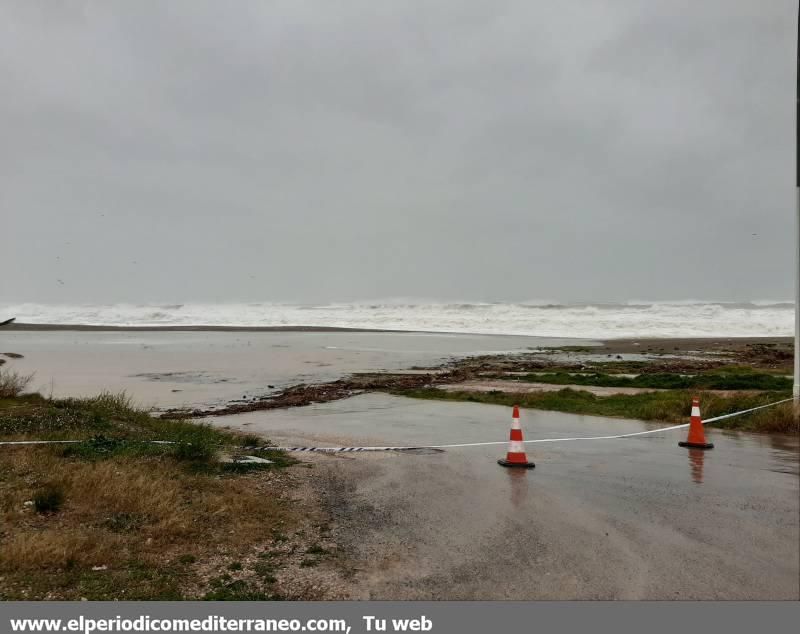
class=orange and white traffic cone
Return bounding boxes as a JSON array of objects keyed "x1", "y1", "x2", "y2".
[
  {"x1": 498, "y1": 405, "x2": 535, "y2": 468},
  {"x1": 678, "y1": 396, "x2": 714, "y2": 450}
]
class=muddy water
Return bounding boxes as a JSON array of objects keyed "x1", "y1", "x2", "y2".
[
  {"x1": 1, "y1": 330, "x2": 576, "y2": 409},
  {"x1": 212, "y1": 394, "x2": 800, "y2": 599}
]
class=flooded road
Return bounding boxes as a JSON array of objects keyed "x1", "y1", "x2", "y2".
[{"x1": 212, "y1": 394, "x2": 800, "y2": 599}]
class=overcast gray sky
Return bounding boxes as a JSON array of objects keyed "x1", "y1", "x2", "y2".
[{"x1": 1, "y1": 0, "x2": 795, "y2": 304}]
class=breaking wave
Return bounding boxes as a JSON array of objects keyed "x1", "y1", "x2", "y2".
[{"x1": 0, "y1": 301, "x2": 793, "y2": 339}]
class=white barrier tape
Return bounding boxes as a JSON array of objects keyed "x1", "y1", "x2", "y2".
[
  {"x1": 260, "y1": 397, "x2": 796, "y2": 452},
  {"x1": 0, "y1": 439, "x2": 177, "y2": 447},
  {"x1": 245, "y1": 446, "x2": 430, "y2": 453},
  {"x1": 1, "y1": 397, "x2": 794, "y2": 450},
  {"x1": 0, "y1": 440, "x2": 82, "y2": 446},
  {"x1": 697, "y1": 397, "x2": 794, "y2": 424}
]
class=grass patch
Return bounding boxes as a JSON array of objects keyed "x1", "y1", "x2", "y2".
[
  {"x1": 0, "y1": 391, "x2": 298, "y2": 475},
  {"x1": 0, "y1": 452, "x2": 300, "y2": 598},
  {"x1": 253, "y1": 562, "x2": 277, "y2": 584},
  {"x1": 203, "y1": 577, "x2": 269, "y2": 601},
  {"x1": 0, "y1": 391, "x2": 303, "y2": 599},
  {"x1": 169, "y1": 432, "x2": 217, "y2": 463},
  {"x1": 102, "y1": 512, "x2": 147, "y2": 533},
  {"x1": 59, "y1": 436, "x2": 166, "y2": 462},
  {"x1": 240, "y1": 434, "x2": 267, "y2": 447},
  {"x1": 245, "y1": 450, "x2": 298, "y2": 469},
  {"x1": 3, "y1": 562, "x2": 186, "y2": 601},
  {"x1": 305, "y1": 544, "x2": 327, "y2": 555},
  {"x1": 506, "y1": 371, "x2": 792, "y2": 391},
  {"x1": 400, "y1": 387, "x2": 796, "y2": 433},
  {"x1": 220, "y1": 451, "x2": 298, "y2": 474}
]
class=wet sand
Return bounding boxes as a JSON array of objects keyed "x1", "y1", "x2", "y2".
[
  {"x1": 210, "y1": 394, "x2": 800, "y2": 600},
  {"x1": 592, "y1": 336, "x2": 793, "y2": 354},
  {"x1": 2, "y1": 323, "x2": 414, "y2": 332},
  {"x1": 438, "y1": 379, "x2": 768, "y2": 398},
  {"x1": 1, "y1": 329, "x2": 793, "y2": 412},
  {"x1": 0, "y1": 330, "x2": 574, "y2": 409},
  {"x1": 440, "y1": 379, "x2": 666, "y2": 396}
]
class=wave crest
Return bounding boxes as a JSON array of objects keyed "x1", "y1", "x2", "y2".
[{"x1": 0, "y1": 301, "x2": 793, "y2": 338}]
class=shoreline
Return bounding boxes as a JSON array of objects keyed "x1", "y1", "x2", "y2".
[
  {"x1": 2, "y1": 323, "x2": 413, "y2": 334},
  {"x1": 2, "y1": 328, "x2": 795, "y2": 432},
  {"x1": 156, "y1": 337, "x2": 795, "y2": 434},
  {"x1": 1, "y1": 322, "x2": 794, "y2": 345}
]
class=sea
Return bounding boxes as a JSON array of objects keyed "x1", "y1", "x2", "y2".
[{"x1": 0, "y1": 300, "x2": 793, "y2": 339}]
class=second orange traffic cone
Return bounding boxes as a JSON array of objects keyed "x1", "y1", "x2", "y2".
[
  {"x1": 498, "y1": 405, "x2": 536, "y2": 468},
  {"x1": 678, "y1": 396, "x2": 714, "y2": 450}
]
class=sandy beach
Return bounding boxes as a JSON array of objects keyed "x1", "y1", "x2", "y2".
[
  {"x1": 1, "y1": 327, "x2": 792, "y2": 411},
  {"x1": 1, "y1": 328, "x2": 579, "y2": 410}
]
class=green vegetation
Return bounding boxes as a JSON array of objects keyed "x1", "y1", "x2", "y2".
[
  {"x1": 305, "y1": 543, "x2": 328, "y2": 555},
  {"x1": 203, "y1": 577, "x2": 272, "y2": 601},
  {"x1": 0, "y1": 391, "x2": 305, "y2": 600},
  {"x1": 0, "y1": 391, "x2": 299, "y2": 472},
  {"x1": 240, "y1": 434, "x2": 267, "y2": 447},
  {"x1": 33, "y1": 483, "x2": 65, "y2": 514},
  {"x1": 221, "y1": 450, "x2": 298, "y2": 473},
  {"x1": 253, "y1": 561, "x2": 278, "y2": 584},
  {"x1": 504, "y1": 370, "x2": 792, "y2": 391},
  {"x1": 401, "y1": 387, "x2": 796, "y2": 433}
]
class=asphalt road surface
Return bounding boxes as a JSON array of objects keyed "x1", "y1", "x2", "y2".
[{"x1": 212, "y1": 394, "x2": 800, "y2": 599}]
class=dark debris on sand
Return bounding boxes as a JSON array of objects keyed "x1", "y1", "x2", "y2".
[
  {"x1": 158, "y1": 338, "x2": 793, "y2": 419},
  {"x1": 159, "y1": 368, "x2": 475, "y2": 419}
]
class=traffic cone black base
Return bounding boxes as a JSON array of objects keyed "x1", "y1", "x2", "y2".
[
  {"x1": 678, "y1": 440, "x2": 714, "y2": 450},
  {"x1": 497, "y1": 458, "x2": 535, "y2": 468}
]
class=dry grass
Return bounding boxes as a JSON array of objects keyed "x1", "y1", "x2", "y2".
[
  {"x1": 0, "y1": 446, "x2": 303, "y2": 598},
  {"x1": 744, "y1": 402, "x2": 799, "y2": 434},
  {"x1": 0, "y1": 390, "x2": 329, "y2": 600},
  {"x1": 2, "y1": 530, "x2": 124, "y2": 570},
  {"x1": 0, "y1": 368, "x2": 33, "y2": 398}
]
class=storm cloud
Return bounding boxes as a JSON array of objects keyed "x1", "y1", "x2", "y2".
[{"x1": 1, "y1": 0, "x2": 795, "y2": 303}]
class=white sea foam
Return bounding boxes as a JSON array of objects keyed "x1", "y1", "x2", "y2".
[{"x1": 0, "y1": 301, "x2": 793, "y2": 339}]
